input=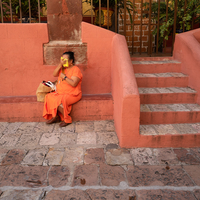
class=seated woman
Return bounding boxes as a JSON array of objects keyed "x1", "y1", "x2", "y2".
[{"x1": 43, "y1": 51, "x2": 82, "y2": 127}]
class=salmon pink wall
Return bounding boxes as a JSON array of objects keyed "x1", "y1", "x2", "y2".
[
  {"x1": 81, "y1": 22, "x2": 116, "y2": 94},
  {"x1": 0, "y1": 23, "x2": 116, "y2": 96},
  {"x1": 0, "y1": 24, "x2": 57, "y2": 96},
  {"x1": 111, "y1": 35, "x2": 140, "y2": 147},
  {"x1": 173, "y1": 28, "x2": 200, "y2": 103}
]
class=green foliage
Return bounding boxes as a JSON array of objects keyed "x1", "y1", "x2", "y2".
[
  {"x1": 83, "y1": 0, "x2": 136, "y2": 25},
  {"x1": 1, "y1": 0, "x2": 46, "y2": 19},
  {"x1": 143, "y1": 0, "x2": 200, "y2": 48}
]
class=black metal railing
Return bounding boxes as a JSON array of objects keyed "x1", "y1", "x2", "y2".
[
  {"x1": 83, "y1": 0, "x2": 200, "y2": 56},
  {"x1": 0, "y1": 0, "x2": 44, "y2": 23}
]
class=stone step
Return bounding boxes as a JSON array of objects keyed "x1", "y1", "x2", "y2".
[
  {"x1": 131, "y1": 57, "x2": 174, "y2": 61},
  {"x1": 140, "y1": 103, "x2": 200, "y2": 124},
  {"x1": 139, "y1": 87, "x2": 197, "y2": 104},
  {"x1": 140, "y1": 123, "x2": 200, "y2": 136},
  {"x1": 0, "y1": 94, "x2": 113, "y2": 122},
  {"x1": 133, "y1": 60, "x2": 181, "y2": 73},
  {"x1": 135, "y1": 73, "x2": 188, "y2": 88}
]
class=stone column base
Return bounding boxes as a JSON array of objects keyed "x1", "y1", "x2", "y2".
[{"x1": 44, "y1": 41, "x2": 87, "y2": 65}]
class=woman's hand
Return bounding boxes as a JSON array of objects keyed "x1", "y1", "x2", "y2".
[
  {"x1": 60, "y1": 73, "x2": 65, "y2": 79},
  {"x1": 60, "y1": 57, "x2": 67, "y2": 66}
]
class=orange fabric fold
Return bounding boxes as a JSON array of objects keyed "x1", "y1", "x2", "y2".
[{"x1": 43, "y1": 66, "x2": 82, "y2": 123}]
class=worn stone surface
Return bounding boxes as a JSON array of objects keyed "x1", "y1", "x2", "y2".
[
  {"x1": 87, "y1": 189, "x2": 136, "y2": 200},
  {"x1": 99, "y1": 164, "x2": 126, "y2": 186},
  {"x1": 75, "y1": 121, "x2": 94, "y2": 133},
  {"x1": 94, "y1": 120, "x2": 115, "y2": 132},
  {"x1": 106, "y1": 149, "x2": 133, "y2": 165},
  {"x1": 140, "y1": 104, "x2": 151, "y2": 112},
  {"x1": 1, "y1": 149, "x2": 26, "y2": 165},
  {"x1": 191, "y1": 123, "x2": 200, "y2": 132},
  {"x1": 45, "y1": 190, "x2": 90, "y2": 200},
  {"x1": 16, "y1": 122, "x2": 38, "y2": 134},
  {"x1": 126, "y1": 165, "x2": 194, "y2": 187},
  {"x1": 154, "y1": 124, "x2": 178, "y2": 135},
  {"x1": 106, "y1": 144, "x2": 119, "y2": 151},
  {"x1": 0, "y1": 122, "x2": 9, "y2": 135},
  {"x1": 0, "y1": 165, "x2": 49, "y2": 187},
  {"x1": 140, "y1": 125, "x2": 157, "y2": 135},
  {"x1": 97, "y1": 132, "x2": 118, "y2": 145},
  {"x1": 44, "y1": 43, "x2": 87, "y2": 65},
  {"x1": 39, "y1": 132, "x2": 60, "y2": 146},
  {"x1": 43, "y1": 148, "x2": 64, "y2": 166},
  {"x1": 77, "y1": 132, "x2": 96, "y2": 144},
  {"x1": 0, "y1": 189, "x2": 43, "y2": 200},
  {"x1": 0, "y1": 149, "x2": 9, "y2": 163},
  {"x1": 136, "y1": 190, "x2": 196, "y2": 200},
  {"x1": 186, "y1": 104, "x2": 200, "y2": 111},
  {"x1": 84, "y1": 148, "x2": 105, "y2": 164},
  {"x1": 34, "y1": 122, "x2": 54, "y2": 133},
  {"x1": 22, "y1": 149, "x2": 47, "y2": 166},
  {"x1": 73, "y1": 165, "x2": 99, "y2": 186},
  {"x1": 131, "y1": 148, "x2": 159, "y2": 165},
  {"x1": 173, "y1": 149, "x2": 200, "y2": 164},
  {"x1": 62, "y1": 147, "x2": 84, "y2": 165},
  {"x1": 16, "y1": 132, "x2": 42, "y2": 147},
  {"x1": 189, "y1": 148, "x2": 200, "y2": 160},
  {"x1": 193, "y1": 190, "x2": 200, "y2": 200},
  {"x1": 174, "y1": 124, "x2": 198, "y2": 134},
  {"x1": 152, "y1": 148, "x2": 180, "y2": 165},
  {"x1": 0, "y1": 133, "x2": 21, "y2": 147},
  {"x1": 2, "y1": 122, "x2": 22, "y2": 135},
  {"x1": 183, "y1": 165, "x2": 200, "y2": 185},
  {"x1": 48, "y1": 166, "x2": 70, "y2": 187},
  {"x1": 167, "y1": 104, "x2": 190, "y2": 111},
  {"x1": 156, "y1": 88, "x2": 174, "y2": 93},
  {"x1": 53, "y1": 122, "x2": 75, "y2": 133},
  {"x1": 139, "y1": 88, "x2": 158, "y2": 94},
  {"x1": 59, "y1": 132, "x2": 77, "y2": 145},
  {"x1": 148, "y1": 104, "x2": 172, "y2": 112}
]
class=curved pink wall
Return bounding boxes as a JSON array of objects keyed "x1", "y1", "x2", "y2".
[
  {"x1": 81, "y1": 22, "x2": 116, "y2": 94},
  {"x1": 111, "y1": 35, "x2": 140, "y2": 147},
  {"x1": 173, "y1": 28, "x2": 200, "y2": 103}
]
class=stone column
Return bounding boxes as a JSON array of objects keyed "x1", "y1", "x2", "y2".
[{"x1": 44, "y1": 0, "x2": 87, "y2": 65}]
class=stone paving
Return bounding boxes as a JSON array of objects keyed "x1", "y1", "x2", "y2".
[{"x1": 0, "y1": 121, "x2": 200, "y2": 199}]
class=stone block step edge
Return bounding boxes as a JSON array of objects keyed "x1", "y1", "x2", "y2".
[
  {"x1": 135, "y1": 72, "x2": 188, "y2": 78},
  {"x1": 132, "y1": 60, "x2": 181, "y2": 64},
  {"x1": 138, "y1": 87, "x2": 196, "y2": 94},
  {"x1": 131, "y1": 56, "x2": 174, "y2": 61},
  {"x1": 140, "y1": 104, "x2": 200, "y2": 112},
  {"x1": 140, "y1": 123, "x2": 200, "y2": 136}
]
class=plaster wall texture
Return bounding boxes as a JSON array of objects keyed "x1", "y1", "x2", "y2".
[
  {"x1": 173, "y1": 28, "x2": 200, "y2": 103},
  {"x1": 0, "y1": 23, "x2": 114, "y2": 96},
  {"x1": 81, "y1": 22, "x2": 116, "y2": 94},
  {"x1": 111, "y1": 34, "x2": 140, "y2": 147},
  {"x1": 0, "y1": 24, "x2": 54, "y2": 96}
]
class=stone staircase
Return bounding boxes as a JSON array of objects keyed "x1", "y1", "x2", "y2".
[{"x1": 132, "y1": 57, "x2": 200, "y2": 137}]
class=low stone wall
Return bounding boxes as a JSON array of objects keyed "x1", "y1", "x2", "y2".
[{"x1": 173, "y1": 28, "x2": 200, "y2": 103}]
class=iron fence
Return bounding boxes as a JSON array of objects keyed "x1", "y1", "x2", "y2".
[
  {"x1": 0, "y1": 0, "x2": 44, "y2": 23},
  {"x1": 83, "y1": 0, "x2": 200, "y2": 56}
]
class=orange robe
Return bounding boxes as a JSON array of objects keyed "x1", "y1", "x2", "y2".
[{"x1": 43, "y1": 66, "x2": 83, "y2": 123}]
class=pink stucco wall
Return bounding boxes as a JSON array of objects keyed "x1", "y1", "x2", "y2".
[
  {"x1": 0, "y1": 24, "x2": 55, "y2": 96},
  {"x1": 0, "y1": 23, "x2": 115, "y2": 96},
  {"x1": 81, "y1": 22, "x2": 116, "y2": 94},
  {"x1": 111, "y1": 35, "x2": 140, "y2": 147},
  {"x1": 173, "y1": 28, "x2": 200, "y2": 103}
]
